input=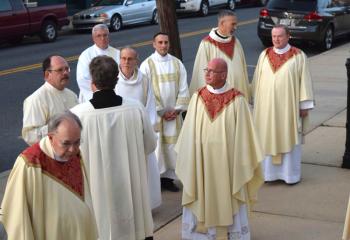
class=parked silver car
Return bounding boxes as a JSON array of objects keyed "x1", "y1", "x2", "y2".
[{"x1": 72, "y1": 0, "x2": 158, "y2": 31}]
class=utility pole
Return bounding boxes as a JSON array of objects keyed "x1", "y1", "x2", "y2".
[
  {"x1": 156, "y1": 0, "x2": 183, "y2": 61},
  {"x1": 342, "y1": 58, "x2": 350, "y2": 169}
]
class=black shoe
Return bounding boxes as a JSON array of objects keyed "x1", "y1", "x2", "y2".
[
  {"x1": 145, "y1": 237, "x2": 153, "y2": 240},
  {"x1": 161, "y1": 178, "x2": 180, "y2": 192}
]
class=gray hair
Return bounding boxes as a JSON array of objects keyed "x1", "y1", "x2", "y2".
[
  {"x1": 120, "y1": 46, "x2": 139, "y2": 61},
  {"x1": 218, "y1": 10, "x2": 236, "y2": 22},
  {"x1": 48, "y1": 111, "x2": 82, "y2": 133},
  {"x1": 273, "y1": 24, "x2": 290, "y2": 35},
  {"x1": 92, "y1": 24, "x2": 109, "y2": 35}
]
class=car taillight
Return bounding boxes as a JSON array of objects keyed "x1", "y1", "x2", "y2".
[
  {"x1": 303, "y1": 11, "x2": 323, "y2": 21},
  {"x1": 260, "y1": 8, "x2": 270, "y2": 18}
]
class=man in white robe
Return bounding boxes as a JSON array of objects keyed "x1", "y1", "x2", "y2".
[
  {"x1": 176, "y1": 58, "x2": 264, "y2": 240},
  {"x1": 252, "y1": 25, "x2": 314, "y2": 184},
  {"x1": 115, "y1": 47, "x2": 161, "y2": 209},
  {"x1": 22, "y1": 55, "x2": 78, "y2": 146},
  {"x1": 71, "y1": 55, "x2": 156, "y2": 240},
  {"x1": 1, "y1": 112, "x2": 98, "y2": 240},
  {"x1": 189, "y1": 10, "x2": 250, "y2": 99},
  {"x1": 76, "y1": 24, "x2": 120, "y2": 102},
  {"x1": 140, "y1": 32, "x2": 190, "y2": 192}
]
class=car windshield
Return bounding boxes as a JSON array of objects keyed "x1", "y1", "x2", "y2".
[
  {"x1": 267, "y1": 0, "x2": 317, "y2": 11},
  {"x1": 93, "y1": 0, "x2": 124, "y2": 6}
]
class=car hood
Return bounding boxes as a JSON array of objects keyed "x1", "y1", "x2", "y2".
[{"x1": 76, "y1": 5, "x2": 123, "y2": 15}]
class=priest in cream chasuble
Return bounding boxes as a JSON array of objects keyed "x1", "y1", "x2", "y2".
[
  {"x1": 1, "y1": 113, "x2": 98, "y2": 240},
  {"x1": 176, "y1": 58, "x2": 264, "y2": 240},
  {"x1": 252, "y1": 25, "x2": 314, "y2": 184},
  {"x1": 189, "y1": 10, "x2": 250, "y2": 100}
]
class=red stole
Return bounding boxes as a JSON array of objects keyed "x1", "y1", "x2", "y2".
[
  {"x1": 199, "y1": 86, "x2": 241, "y2": 121},
  {"x1": 266, "y1": 46, "x2": 301, "y2": 73},
  {"x1": 21, "y1": 143, "x2": 84, "y2": 200},
  {"x1": 203, "y1": 35, "x2": 236, "y2": 59}
]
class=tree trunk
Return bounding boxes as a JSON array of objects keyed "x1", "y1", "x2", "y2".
[{"x1": 155, "y1": 0, "x2": 182, "y2": 60}]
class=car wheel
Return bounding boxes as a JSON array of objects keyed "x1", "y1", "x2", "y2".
[
  {"x1": 198, "y1": 0, "x2": 209, "y2": 17},
  {"x1": 110, "y1": 14, "x2": 122, "y2": 31},
  {"x1": 40, "y1": 20, "x2": 57, "y2": 43},
  {"x1": 227, "y1": 0, "x2": 235, "y2": 10},
  {"x1": 320, "y1": 26, "x2": 333, "y2": 51},
  {"x1": 151, "y1": 9, "x2": 158, "y2": 24},
  {"x1": 260, "y1": 37, "x2": 272, "y2": 47}
]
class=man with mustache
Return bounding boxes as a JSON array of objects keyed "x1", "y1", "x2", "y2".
[{"x1": 22, "y1": 55, "x2": 78, "y2": 146}]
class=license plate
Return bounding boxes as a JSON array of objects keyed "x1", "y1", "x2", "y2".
[{"x1": 279, "y1": 18, "x2": 291, "y2": 26}]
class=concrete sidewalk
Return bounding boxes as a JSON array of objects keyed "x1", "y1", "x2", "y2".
[{"x1": 1, "y1": 43, "x2": 350, "y2": 239}]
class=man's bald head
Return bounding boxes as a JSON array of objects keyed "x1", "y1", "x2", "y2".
[
  {"x1": 205, "y1": 58, "x2": 228, "y2": 89},
  {"x1": 210, "y1": 58, "x2": 227, "y2": 72}
]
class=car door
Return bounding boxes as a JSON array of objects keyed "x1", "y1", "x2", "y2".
[
  {"x1": 341, "y1": 0, "x2": 350, "y2": 33},
  {"x1": 0, "y1": 0, "x2": 29, "y2": 41},
  {"x1": 122, "y1": 0, "x2": 146, "y2": 24},
  {"x1": 209, "y1": 0, "x2": 226, "y2": 7},
  {"x1": 142, "y1": 0, "x2": 156, "y2": 21},
  {"x1": 321, "y1": 0, "x2": 347, "y2": 35}
]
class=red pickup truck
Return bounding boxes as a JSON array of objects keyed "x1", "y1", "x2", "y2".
[{"x1": 0, "y1": 0, "x2": 70, "y2": 44}]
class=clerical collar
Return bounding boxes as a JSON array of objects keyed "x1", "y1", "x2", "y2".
[
  {"x1": 215, "y1": 30, "x2": 229, "y2": 39},
  {"x1": 119, "y1": 68, "x2": 138, "y2": 83},
  {"x1": 93, "y1": 44, "x2": 110, "y2": 54},
  {"x1": 209, "y1": 28, "x2": 232, "y2": 43},
  {"x1": 53, "y1": 153, "x2": 68, "y2": 162},
  {"x1": 153, "y1": 51, "x2": 169, "y2": 61},
  {"x1": 44, "y1": 81, "x2": 64, "y2": 93},
  {"x1": 273, "y1": 44, "x2": 291, "y2": 55},
  {"x1": 206, "y1": 82, "x2": 229, "y2": 94}
]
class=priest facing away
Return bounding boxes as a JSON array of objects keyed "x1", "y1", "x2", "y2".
[
  {"x1": 175, "y1": 58, "x2": 264, "y2": 240},
  {"x1": 71, "y1": 55, "x2": 157, "y2": 240}
]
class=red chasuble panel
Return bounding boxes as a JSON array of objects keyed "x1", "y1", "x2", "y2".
[
  {"x1": 21, "y1": 143, "x2": 84, "y2": 199},
  {"x1": 199, "y1": 86, "x2": 241, "y2": 121},
  {"x1": 266, "y1": 46, "x2": 301, "y2": 73},
  {"x1": 203, "y1": 35, "x2": 236, "y2": 59}
]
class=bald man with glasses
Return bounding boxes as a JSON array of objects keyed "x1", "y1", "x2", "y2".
[{"x1": 22, "y1": 55, "x2": 78, "y2": 145}]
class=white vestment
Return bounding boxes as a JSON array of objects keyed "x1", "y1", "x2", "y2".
[
  {"x1": 252, "y1": 44, "x2": 314, "y2": 184},
  {"x1": 140, "y1": 51, "x2": 190, "y2": 179},
  {"x1": 182, "y1": 205, "x2": 250, "y2": 240},
  {"x1": 22, "y1": 82, "x2": 78, "y2": 145},
  {"x1": 189, "y1": 28, "x2": 250, "y2": 99},
  {"x1": 76, "y1": 44, "x2": 120, "y2": 102},
  {"x1": 115, "y1": 69, "x2": 161, "y2": 209},
  {"x1": 71, "y1": 99, "x2": 156, "y2": 240}
]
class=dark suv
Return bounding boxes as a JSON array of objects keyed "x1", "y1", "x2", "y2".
[{"x1": 257, "y1": 0, "x2": 350, "y2": 50}]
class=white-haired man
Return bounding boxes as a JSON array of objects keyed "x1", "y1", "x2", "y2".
[{"x1": 76, "y1": 24, "x2": 120, "y2": 102}]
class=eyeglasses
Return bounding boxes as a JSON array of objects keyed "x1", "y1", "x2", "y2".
[
  {"x1": 203, "y1": 68, "x2": 224, "y2": 74},
  {"x1": 58, "y1": 139, "x2": 81, "y2": 149},
  {"x1": 48, "y1": 67, "x2": 70, "y2": 74}
]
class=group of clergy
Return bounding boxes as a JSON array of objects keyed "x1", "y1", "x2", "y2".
[{"x1": 0, "y1": 8, "x2": 316, "y2": 240}]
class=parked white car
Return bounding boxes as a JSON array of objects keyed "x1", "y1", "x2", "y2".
[
  {"x1": 175, "y1": 0, "x2": 236, "y2": 16},
  {"x1": 72, "y1": 0, "x2": 158, "y2": 31}
]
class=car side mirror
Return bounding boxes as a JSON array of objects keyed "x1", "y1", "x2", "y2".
[{"x1": 125, "y1": 0, "x2": 133, "y2": 6}]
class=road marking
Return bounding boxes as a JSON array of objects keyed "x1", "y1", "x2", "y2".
[{"x1": 0, "y1": 18, "x2": 258, "y2": 77}]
